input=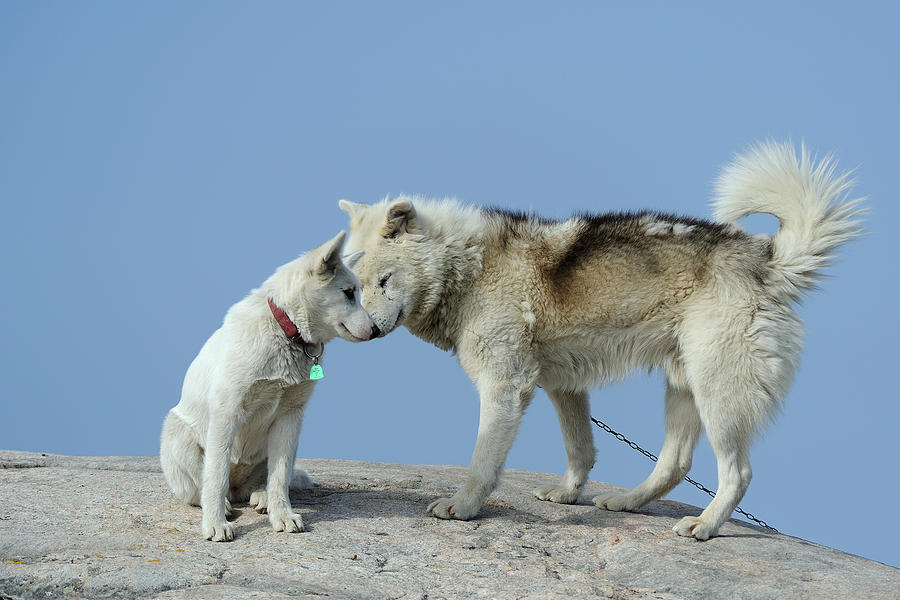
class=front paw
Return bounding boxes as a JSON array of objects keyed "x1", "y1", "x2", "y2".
[
  {"x1": 673, "y1": 516, "x2": 717, "y2": 541},
  {"x1": 592, "y1": 492, "x2": 638, "y2": 512},
  {"x1": 269, "y1": 510, "x2": 304, "y2": 533},
  {"x1": 202, "y1": 520, "x2": 234, "y2": 542},
  {"x1": 249, "y1": 490, "x2": 268, "y2": 514},
  {"x1": 426, "y1": 494, "x2": 481, "y2": 520},
  {"x1": 534, "y1": 484, "x2": 580, "y2": 504}
]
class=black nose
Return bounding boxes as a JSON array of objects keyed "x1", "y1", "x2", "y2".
[{"x1": 371, "y1": 324, "x2": 381, "y2": 338}]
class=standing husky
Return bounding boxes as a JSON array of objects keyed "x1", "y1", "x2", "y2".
[
  {"x1": 339, "y1": 141, "x2": 863, "y2": 540},
  {"x1": 160, "y1": 231, "x2": 376, "y2": 541}
]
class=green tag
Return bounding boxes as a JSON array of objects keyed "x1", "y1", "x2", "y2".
[{"x1": 310, "y1": 364, "x2": 324, "y2": 380}]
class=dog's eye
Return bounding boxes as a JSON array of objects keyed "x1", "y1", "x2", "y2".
[
  {"x1": 379, "y1": 274, "x2": 391, "y2": 288},
  {"x1": 343, "y1": 289, "x2": 355, "y2": 301}
]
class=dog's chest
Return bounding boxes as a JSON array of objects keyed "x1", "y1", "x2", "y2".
[
  {"x1": 241, "y1": 379, "x2": 309, "y2": 417},
  {"x1": 232, "y1": 379, "x2": 312, "y2": 464}
]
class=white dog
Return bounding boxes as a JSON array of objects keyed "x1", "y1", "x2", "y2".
[
  {"x1": 160, "y1": 231, "x2": 376, "y2": 541},
  {"x1": 339, "y1": 141, "x2": 863, "y2": 540}
]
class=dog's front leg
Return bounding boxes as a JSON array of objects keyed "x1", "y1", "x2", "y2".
[
  {"x1": 427, "y1": 373, "x2": 535, "y2": 520},
  {"x1": 264, "y1": 408, "x2": 306, "y2": 533},
  {"x1": 201, "y1": 409, "x2": 241, "y2": 542}
]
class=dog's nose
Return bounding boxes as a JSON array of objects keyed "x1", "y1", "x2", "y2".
[{"x1": 371, "y1": 323, "x2": 381, "y2": 338}]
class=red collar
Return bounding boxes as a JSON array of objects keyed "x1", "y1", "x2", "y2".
[{"x1": 267, "y1": 297, "x2": 308, "y2": 346}]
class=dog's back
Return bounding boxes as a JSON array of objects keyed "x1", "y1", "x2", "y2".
[{"x1": 484, "y1": 209, "x2": 768, "y2": 327}]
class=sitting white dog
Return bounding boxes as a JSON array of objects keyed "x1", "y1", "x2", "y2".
[{"x1": 160, "y1": 231, "x2": 376, "y2": 541}]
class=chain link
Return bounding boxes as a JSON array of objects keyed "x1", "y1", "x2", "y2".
[{"x1": 591, "y1": 417, "x2": 778, "y2": 533}]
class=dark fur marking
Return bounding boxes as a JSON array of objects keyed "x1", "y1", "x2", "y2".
[
  {"x1": 484, "y1": 207, "x2": 555, "y2": 250},
  {"x1": 554, "y1": 210, "x2": 740, "y2": 282},
  {"x1": 484, "y1": 207, "x2": 556, "y2": 226},
  {"x1": 484, "y1": 207, "x2": 752, "y2": 284}
]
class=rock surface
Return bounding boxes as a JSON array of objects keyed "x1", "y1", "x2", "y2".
[{"x1": 1, "y1": 451, "x2": 897, "y2": 600}]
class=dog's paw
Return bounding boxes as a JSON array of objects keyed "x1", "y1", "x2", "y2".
[
  {"x1": 673, "y1": 516, "x2": 717, "y2": 541},
  {"x1": 290, "y1": 469, "x2": 314, "y2": 491},
  {"x1": 224, "y1": 497, "x2": 234, "y2": 518},
  {"x1": 533, "y1": 484, "x2": 580, "y2": 504},
  {"x1": 426, "y1": 495, "x2": 480, "y2": 521},
  {"x1": 249, "y1": 490, "x2": 268, "y2": 514},
  {"x1": 592, "y1": 492, "x2": 639, "y2": 512},
  {"x1": 202, "y1": 520, "x2": 234, "y2": 542},
  {"x1": 269, "y1": 510, "x2": 304, "y2": 533}
]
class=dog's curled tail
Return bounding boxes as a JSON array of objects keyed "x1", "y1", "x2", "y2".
[{"x1": 712, "y1": 140, "x2": 865, "y2": 301}]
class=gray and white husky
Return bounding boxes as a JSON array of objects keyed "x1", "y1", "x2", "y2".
[
  {"x1": 160, "y1": 231, "x2": 375, "y2": 541},
  {"x1": 339, "y1": 141, "x2": 863, "y2": 540}
]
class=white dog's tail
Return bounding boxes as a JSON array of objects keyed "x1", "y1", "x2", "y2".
[{"x1": 712, "y1": 140, "x2": 865, "y2": 302}]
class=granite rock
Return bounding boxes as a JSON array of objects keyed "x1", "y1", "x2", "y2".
[{"x1": 1, "y1": 451, "x2": 897, "y2": 600}]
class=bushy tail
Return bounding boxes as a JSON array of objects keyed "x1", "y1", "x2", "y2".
[{"x1": 712, "y1": 140, "x2": 865, "y2": 302}]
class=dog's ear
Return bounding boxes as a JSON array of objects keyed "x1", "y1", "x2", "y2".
[
  {"x1": 317, "y1": 230, "x2": 347, "y2": 277},
  {"x1": 343, "y1": 250, "x2": 365, "y2": 270},
  {"x1": 338, "y1": 199, "x2": 367, "y2": 218},
  {"x1": 381, "y1": 199, "x2": 416, "y2": 239}
]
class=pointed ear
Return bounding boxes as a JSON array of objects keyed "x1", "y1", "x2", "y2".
[
  {"x1": 382, "y1": 199, "x2": 416, "y2": 238},
  {"x1": 343, "y1": 250, "x2": 365, "y2": 270},
  {"x1": 338, "y1": 199, "x2": 367, "y2": 218},
  {"x1": 317, "y1": 230, "x2": 347, "y2": 277}
]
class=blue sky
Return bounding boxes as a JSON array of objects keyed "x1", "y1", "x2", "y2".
[{"x1": 2, "y1": 2, "x2": 898, "y2": 567}]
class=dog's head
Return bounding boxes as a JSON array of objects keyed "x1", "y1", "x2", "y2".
[
  {"x1": 338, "y1": 198, "x2": 424, "y2": 338},
  {"x1": 270, "y1": 231, "x2": 377, "y2": 344}
]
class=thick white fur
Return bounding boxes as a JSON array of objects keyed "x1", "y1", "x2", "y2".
[
  {"x1": 340, "y1": 141, "x2": 864, "y2": 540},
  {"x1": 160, "y1": 231, "x2": 374, "y2": 542}
]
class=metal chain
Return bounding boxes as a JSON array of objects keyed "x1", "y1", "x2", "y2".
[{"x1": 591, "y1": 417, "x2": 778, "y2": 533}]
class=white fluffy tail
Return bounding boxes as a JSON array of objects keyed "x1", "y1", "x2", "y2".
[{"x1": 713, "y1": 140, "x2": 865, "y2": 301}]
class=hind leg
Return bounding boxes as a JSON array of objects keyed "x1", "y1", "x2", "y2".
[
  {"x1": 672, "y1": 421, "x2": 752, "y2": 541},
  {"x1": 534, "y1": 388, "x2": 595, "y2": 504},
  {"x1": 672, "y1": 375, "x2": 755, "y2": 540},
  {"x1": 291, "y1": 468, "x2": 314, "y2": 490},
  {"x1": 230, "y1": 460, "x2": 267, "y2": 505},
  {"x1": 160, "y1": 412, "x2": 203, "y2": 506},
  {"x1": 593, "y1": 381, "x2": 701, "y2": 511},
  {"x1": 670, "y1": 305, "x2": 785, "y2": 540}
]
